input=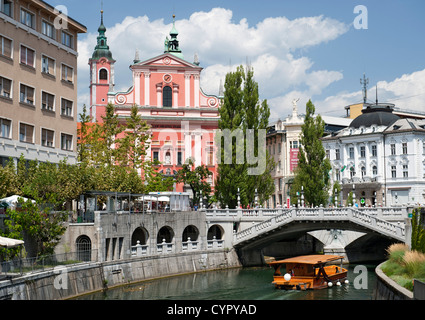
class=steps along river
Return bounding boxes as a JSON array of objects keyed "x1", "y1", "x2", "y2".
[{"x1": 73, "y1": 264, "x2": 378, "y2": 300}]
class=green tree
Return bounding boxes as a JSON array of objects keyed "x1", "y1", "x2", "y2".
[
  {"x1": 176, "y1": 159, "x2": 212, "y2": 207},
  {"x1": 77, "y1": 104, "x2": 92, "y2": 164},
  {"x1": 215, "y1": 65, "x2": 274, "y2": 208},
  {"x1": 4, "y1": 198, "x2": 67, "y2": 257},
  {"x1": 411, "y1": 208, "x2": 425, "y2": 253},
  {"x1": 290, "y1": 100, "x2": 331, "y2": 207},
  {"x1": 0, "y1": 158, "x2": 18, "y2": 198},
  {"x1": 116, "y1": 104, "x2": 150, "y2": 170},
  {"x1": 331, "y1": 181, "x2": 342, "y2": 207}
]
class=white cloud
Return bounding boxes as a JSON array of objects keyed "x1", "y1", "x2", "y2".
[{"x1": 311, "y1": 68, "x2": 425, "y2": 117}]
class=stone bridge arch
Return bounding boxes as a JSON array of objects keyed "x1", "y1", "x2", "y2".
[{"x1": 232, "y1": 208, "x2": 408, "y2": 266}]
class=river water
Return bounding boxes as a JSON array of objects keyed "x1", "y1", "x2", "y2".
[{"x1": 75, "y1": 264, "x2": 378, "y2": 300}]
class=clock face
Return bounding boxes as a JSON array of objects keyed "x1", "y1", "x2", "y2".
[{"x1": 163, "y1": 74, "x2": 172, "y2": 83}]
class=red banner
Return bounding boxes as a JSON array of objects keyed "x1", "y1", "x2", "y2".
[{"x1": 290, "y1": 148, "x2": 299, "y2": 172}]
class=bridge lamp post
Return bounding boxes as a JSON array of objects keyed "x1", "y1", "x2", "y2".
[
  {"x1": 237, "y1": 188, "x2": 240, "y2": 208},
  {"x1": 301, "y1": 186, "x2": 304, "y2": 208},
  {"x1": 382, "y1": 191, "x2": 385, "y2": 207},
  {"x1": 255, "y1": 189, "x2": 258, "y2": 207},
  {"x1": 352, "y1": 184, "x2": 356, "y2": 207},
  {"x1": 374, "y1": 191, "x2": 377, "y2": 207}
]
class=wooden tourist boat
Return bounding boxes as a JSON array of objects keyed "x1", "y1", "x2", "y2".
[{"x1": 268, "y1": 254, "x2": 348, "y2": 290}]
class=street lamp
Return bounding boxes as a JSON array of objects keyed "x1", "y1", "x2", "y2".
[
  {"x1": 301, "y1": 186, "x2": 304, "y2": 208},
  {"x1": 352, "y1": 184, "x2": 356, "y2": 207},
  {"x1": 237, "y1": 187, "x2": 240, "y2": 208}
]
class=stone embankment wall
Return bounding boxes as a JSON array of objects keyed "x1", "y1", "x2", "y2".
[
  {"x1": 374, "y1": 262, "x2": 413, "y2": 300},
  {"x1": 0, "y1": 249, "x2": 240, "y2": 300}
]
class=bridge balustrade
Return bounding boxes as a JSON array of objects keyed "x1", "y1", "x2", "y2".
[
  {"x1": 207, "y1": 236, "x2": 224, "y2": 249},
  {"x1": 233, "y1": 207, "x2": 408, "y2": 246}
]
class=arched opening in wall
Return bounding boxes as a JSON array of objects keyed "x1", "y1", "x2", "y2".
[
  {"x1": 76, "y1": 235, "x2": 92, "y2": 262},
  {"x1": 207, "y1": 225, "x2": 224, "y2": 240},
  {"x1": 99, "y1": 68, "x2": 108, "y2": 81},
  {"x1": 182, "y1": 225, "x2": 199, "y2": 241},
  {"x1": 131, "y1": 227, "x2": 149, "y2": 246},
  {"x1": 163, "y1": 86, "x2": 172, "y2": 107},
  {"x1": 157, "y1": 226, "x2": 174, "y2": 243}
]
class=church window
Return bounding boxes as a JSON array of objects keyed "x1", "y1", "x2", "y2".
[
  {"x1": 163, "y1": 86, "x2": 172, "y2": 107},
  {"x1": 99, "y1": 69, "x2": 108, "y2": 80}
]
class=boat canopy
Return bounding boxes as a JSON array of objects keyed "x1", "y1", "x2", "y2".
[{"x1": 268, "y1": 255, "x2": 344, "y2": 266}]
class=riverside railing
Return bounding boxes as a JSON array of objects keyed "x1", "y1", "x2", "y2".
[{"x1": 0, "y1": 249, "x2": 98, "y2": 279}]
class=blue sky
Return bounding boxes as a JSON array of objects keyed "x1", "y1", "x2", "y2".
[{"x1": 48, "y1": 0, "x2": 425, "y2": 120}]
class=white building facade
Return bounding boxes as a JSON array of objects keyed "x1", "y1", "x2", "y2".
[{"x1": 322, "y1": 103, "x2": 425, "y2": 207}]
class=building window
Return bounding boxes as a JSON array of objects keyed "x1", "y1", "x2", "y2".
[
  {"x1": 391, "y1": 165, "x2": 397, "y2": 178},
  {"x1": 361, "y1": 166, "x2": 366, "y2": 178},
  {"x1": 20, "y1": 8, "x2": 34, "y2": 28},
  {"x1": 290, "y1": 141, "x2": 299, "y2": 149},
  {"x1": 350, "y1": 167, "x2": 355, "y2": 179},
  {"x1": 61, "y1": 31, "x2": 73, "y2": 48},
  {"x1": 372, "y1": 145, "x2": 377, "y2": 157},
  {"x1": 372, "y1": 166, "x2": 378, "y2": 176},
  {"x1": 177, "y1": 151, "x2": 182, "y2": 165},
  {"x1": 41, "y1": 128, "x2": 54, "y2": 148},
  {"x1": 20, "y1": 45, "x2": 35, "y2": 67},
  {"x1": 335, "y1": 148, "x2": 340, "y2": 160},
  {"x1": 42, "y1": 55, "x2": 55, "y2": 75},
  {"x1": 61, "y1": 133, "x2": 73, "y2": 151},
  {"x1": 99, "y1": 69, "x2": 108, "y2": 80},
  {"x1": 153, "y1": 151, "x2": 159, "y2": 162},
  {"x1": 335, "y1": 171, "x2": 341, "y2": 181},
  {"x1": 163, "y1": 86, "x2": 172, "y2": 107},
  {"x1": 0, "y1": 76, "x2": 12, "y2": 98},
  {"x1": 61, "y1": 98, "x2": 73, "y2": 117},
  {"x1": 0, "y1": 118, "x2": 11, "y2": 138},
  {"x1": 403, "y1": 165, "x2": 408, "y2": 178},
  {"x1": 402, "y1": 142, "x2": 408, "y2": 155},
  {"x1": 360, "y1": 146, "x2": 366, "y2": 158},
  {"x1": 61, "y1": 64, "x2": 73, "y2": 83},
  {"x1": 349, "y1": 147, "x2": 354, "y2": 159},
  {"x1": 0, "y1": 35, "x2": 12, "y2": 58},
  {"x1": 390, "y1": 144, "x2": 396, "y2": 155},
  {"x1": 20, "y1": 84, "x2": 34, "y2": 105},
  {"x1": 19, "y1": 123, "x2": 34, "y2": 143},
  {"x1": 1, "y1": 0, "x2": 12, "y2": 17},
  {"x1": 207, "y1": 151, "x2": 214, "y2": 166},
  {"x1": 41, "y1": 91, "x2": 55, "y2": 111},
  {"x1": 42, "y1": 20, "x2": 55, "y2": 39}
]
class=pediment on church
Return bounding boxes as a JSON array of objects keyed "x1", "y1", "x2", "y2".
[{"x1": 133, "y1": 53, "x2": 201, "y2": 70}]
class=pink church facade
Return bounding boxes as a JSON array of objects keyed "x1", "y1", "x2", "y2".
[{"x1": 89, "y1": 14, "x2": 221, "y2": 192}]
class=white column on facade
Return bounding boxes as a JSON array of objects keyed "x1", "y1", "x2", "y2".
[
  {"x1": 173, "y1": 85, "x2": 178, "y2": 108},
  {"x1": 144, "y1": 72, "x2": 151, "y2": 106},
  {"x1": 194, "y1": 74, "x2": 200, "y2": 108},
  {"x1": 109, "y1": 63, "x2": 115, "y2": 92},
  {"x1": 185, "y1": 74, "x2": 191, "y2": 107},
  {"x1": 134, "y1": 71, "x2": 141, "y2": 105},
  {"x1": 156, "y1": 84, "x2": 162, "y2": 107}
]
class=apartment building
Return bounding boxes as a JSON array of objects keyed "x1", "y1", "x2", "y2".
[{"x1": 0, "y1": 0, "x2": 86, "y2": 166}]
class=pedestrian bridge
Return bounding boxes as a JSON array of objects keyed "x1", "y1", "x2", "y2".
[
  {"x1": 205, "y1": 206, "x2": 411, "y2": 266},
  {"x1": 230, "y1": 207, "x2": 408, "y2": 249}
]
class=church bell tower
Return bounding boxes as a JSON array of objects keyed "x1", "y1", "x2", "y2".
[{"x1": 89, "y1": 9, "x2": 115, "y2": 122}]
